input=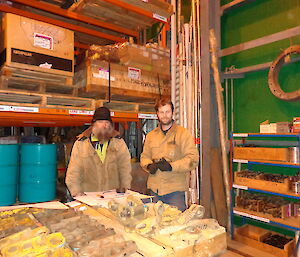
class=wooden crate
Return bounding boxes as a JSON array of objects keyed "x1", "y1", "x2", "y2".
[
  {"x1": 118, "y1": 43, "x2": 171, "y2": 77},
  {"x1": 75, "y1": 59, "x2": 170, "y2": 101},
  {"x1": 235, "y1": 225, "x2": 295, "y2": 257},
  {"x1": 233, "y1": 147, "x2": 290, "y2": 162},
  {"x1": 234, "y1": 172, "x2": 290, "y2": 194},
  {"x1": 236, "y1": 224, "x2": 271, "y2": 241},
  {"x1": 0, "y1": 13, "x2": 74, "y2": 77}
]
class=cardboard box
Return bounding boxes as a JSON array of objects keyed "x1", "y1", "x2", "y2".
[
  {"x1": 260, "y1": 121, "x2": 290, "y2": 133},
  {"x1": 118, "y1": 43, "x2": 170, "y2": 77},
  {"x1": 234, "y1": 147, "x2": 290, "y2": 162},
  {"x1": 75, "y1": 59, "x2": 170, "y2": 95},
  {"x1": 0, "y1": 13, "x2": 74, "y2": 77}
]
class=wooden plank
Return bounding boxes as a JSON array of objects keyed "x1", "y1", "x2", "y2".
[
  {"x1": 220, "y1": 26, "x2": 300, "y2": 57},
  {"x1": 233, "y1": 147, "x2": 290, "y2": 162},
  {"x1": 211, "y1": 148, "x2": 228, "y2": 228},
  {"x1": 200, "y1": 0, "x2": 212, "y2": 218},
  {"x1": 228, "y1": 238, "x2": 277, "y2": 257}
]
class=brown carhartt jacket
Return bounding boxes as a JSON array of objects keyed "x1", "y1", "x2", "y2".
[
  {"x1": 140, "y1": 123, "x2": 199, "y2": 195},
  {"x1": 66, "y1": 128, "x2": 132, "y2": 196}
]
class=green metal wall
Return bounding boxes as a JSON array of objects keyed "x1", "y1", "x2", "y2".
[
  {"x1": 221, "y1": 0, "x2": 300, "y2": 236},
  {"x1": 221, "y1": 0, "x2": 300, "y2": 133}
]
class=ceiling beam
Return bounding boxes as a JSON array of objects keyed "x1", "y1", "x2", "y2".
[
  {"x1": 9, "y1": 0, "x2": 137, "y2": 37},
  {"x1": 0, "y1": 4, "x2": 127, "y2": 43}
]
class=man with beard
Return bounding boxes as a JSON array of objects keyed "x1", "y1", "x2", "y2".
[
  {"x1": 66, "y1": 107, "x2": 132, "y2": 197},
  {"x1": 140, "y1": 99, "x2": 199, "y2": 211}
]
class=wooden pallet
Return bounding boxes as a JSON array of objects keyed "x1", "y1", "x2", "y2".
[
  {"x1": 0, "y1": 89, "x2": 93, "y2": 109},
  {"x1": 0, "y1": 66, "x2": 77, "y2": 96},
  {"x1": 0, "y1": 89, "x2": 156, "y2": 113},
  {"x1": 69, "y1": 0, "x2": 172, "y2": 30}
]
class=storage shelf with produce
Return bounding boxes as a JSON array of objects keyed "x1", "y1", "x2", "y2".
[{"x1": 230, "y1": 133, "x2": 300, "y2": 243}]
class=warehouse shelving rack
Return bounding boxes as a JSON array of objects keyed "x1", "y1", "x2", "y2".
[{"x1": 229, "y1": 133, "x2": 300, "y2": 238}]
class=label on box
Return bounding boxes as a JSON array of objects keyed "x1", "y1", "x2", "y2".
[
  {"x1": 128, "y1": 67, "x2": 141, "y2": 80},
  {"x1": 0, "y1": 105, "x2": 11, "y2": 112},
  {"x1": 153, "y1": 13, "x2": 167, "y2": 22},
  {"x1": 233, "y1": 133, "x2": 248, "y2": 137},
  {"x1": 93, "y1": 69, "x2": 115, "y2": 81},
  {"x1": 34, "y1": 33, "x2": 53, "y2": 50},
  {"x1": 233, "y1": 159, "x2": 248, "y2": 164},
  {"x1": 69, "y1": 110, "x2": 94, "y2": 115},
  {"x1": 138, "y1": 113, "x2": 157, "y2": 119},
  {"x1": 233, "y1": 184, "x2": 248, "y2": 190}
]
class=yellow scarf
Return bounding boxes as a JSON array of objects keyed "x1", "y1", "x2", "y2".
[{"x1": 91, "y1": 135, "x2": 108, "y2": 162}]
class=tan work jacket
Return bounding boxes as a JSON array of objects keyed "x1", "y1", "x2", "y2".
[
  {"x1": 66, "y1": 130, "x2": 132, "y2": 196},
  {"x1": 140, "y1": 123, "x2": 199, "y2": 195}
]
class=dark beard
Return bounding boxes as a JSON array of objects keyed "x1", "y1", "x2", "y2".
[{"x1": 94, "y1": 128, "x2": 113, "y2": 142}]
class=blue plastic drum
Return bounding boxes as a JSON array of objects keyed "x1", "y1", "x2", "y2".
[
  {"x1": 20, "y1": 144, "x2": 57, "y2": 203},
  {"x1": 0, "y1": 144, "x2": 19, "y2": 206}
]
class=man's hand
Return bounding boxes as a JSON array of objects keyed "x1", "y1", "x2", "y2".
[
  {"x1": 157, "y1": 158, "x2": 172, "y2": 172},
  {"x1": 147, "y1": 163, "x2": 159, "y2": 174}
]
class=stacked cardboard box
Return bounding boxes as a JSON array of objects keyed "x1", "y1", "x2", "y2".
[
  {"x1": 260, "y1": 121, "x2": 290, "y2": 133},
  {"x1": 0, "y1": 13, "x2": 74, "y2": 77},
  {"x1": 292, "y1": 117, "x2": 300, "y2": 133},
  {"x1": 76, "y1": 44, "x2": 171, "y2": 99},
  {"x1": 117, "y1": 43, "x2": 170, "y2": 77}
]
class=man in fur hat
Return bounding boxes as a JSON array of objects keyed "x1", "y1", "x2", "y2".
[{"x1": 66, "y1": 107, "x2": 132, "y2": 196}]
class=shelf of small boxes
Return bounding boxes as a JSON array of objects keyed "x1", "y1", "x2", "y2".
[{"x1": 0, "y1": 197, "x2": 227, "y2": 257}]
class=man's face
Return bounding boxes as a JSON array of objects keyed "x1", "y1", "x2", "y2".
[
  {"x1": 92, "y1": 120, "x2": 113, "y2": 141},
  {"x1": 157, "y1": 104, "x2": 173, "y2": 126}
]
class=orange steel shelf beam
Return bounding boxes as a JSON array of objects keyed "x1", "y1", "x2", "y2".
[
  {"x1": 0, "y1": 4, "x2": 127, "y2": 43},
  {"x1": 101, "y1": 0, "x2": 167, "y2": 23},
  {"x1": 0, "y1": 106, "x2": 146, "y2": 127},
  {"x1": 9, "y1": 0, "x2": 138, "y2": 37}
]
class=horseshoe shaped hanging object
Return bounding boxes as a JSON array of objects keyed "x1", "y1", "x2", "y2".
[{"x1": 268, "y1": 45, "x2": 300, "y2": 101}]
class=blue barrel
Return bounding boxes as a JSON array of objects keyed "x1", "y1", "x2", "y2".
[
  {"x1": 20, "y1": 144, "x2": 57, "y2": 203},
  {"x1": 0, "y1": 144, "x2": 19, "y2": 206}
]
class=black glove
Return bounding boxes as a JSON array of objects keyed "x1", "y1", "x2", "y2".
[
  {"x1": 147, "y1": 163, "x2": 159, "y2": 174},
  {"x1": 157, "y1": 158, "x2": 172, "y2": 172}
]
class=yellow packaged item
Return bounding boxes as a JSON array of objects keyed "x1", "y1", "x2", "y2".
[{"x1": 1, "y1": 232, "x2": 65, "y2": 257}]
